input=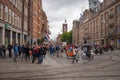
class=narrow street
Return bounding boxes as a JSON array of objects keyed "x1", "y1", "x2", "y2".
[{"x1": 0, "y1": 51, "x2": 120, "y2": 80}]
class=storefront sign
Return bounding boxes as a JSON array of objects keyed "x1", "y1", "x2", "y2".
[{"x1": 5, "y1": 23, "x2": 10, "y2": 28}]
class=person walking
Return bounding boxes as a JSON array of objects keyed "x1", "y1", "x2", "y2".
[
  {"x1": 7, "y1": 44, "x2": 13, "y2": 58},
  {"x1": 21, "y1": 45, "x2": 25, "y2": 60},
  {"x1": 38, "y1": 45, "x2": 44, "y2": 64},
  {"x1": 29, "y1": 46, "x2": 34, "y2": 62},
  {"x1": 32, "y1": 45, "x2": 39, "y2": 63},
  {"x1": 72, "y1": 47, "x2": 78, "y2": 63},
  {"x1": 24, "y1": 44, "x2": 30, "y2": 62},
  {"x1": 0, "y1": 45, "x2": 2, "y2": 58},
  {"x1": 56, "y1": 45, "x2": 60, "y2": 57},
  {"x1": 18, "y1": 45, "x2": 22, "y2": 58},
  {"x1": 31, "y1": 46, "x2": 36, "y2": 63},
  {"x1": 43, "y1": 45, "x2": 47, "y2": 58},
  {"x1": 49, "y1": 45, "x2": 54, "y2": 56},
  {"x1": 13, "y1": 44, "x2": 18, "y2": 62},
  {"x1": 2, "y1": 45, "x2": 6, "y2": 58},
  {"x1": 110, "y1": 45, "x2": 114, "y2": 51}
]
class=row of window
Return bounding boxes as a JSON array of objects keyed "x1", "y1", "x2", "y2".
[
  {"x1": 117, "y1": 5, "x2": 120, "y2": 12},
  {"x1": 0, "y1": 4, "x2": 3, "y2": 19},
  {"x1": 9, "y1": 0, "x2": 22, "y2": 12},
  {"x1": 9, "y1": 0, "x2": 28, "y2": 17},
  {"x1": 0, "y1": 4, "x2": 21, "y2": 29},
  {"x1": 0, "y1": 3, "x2": 28, "y2": 31}
]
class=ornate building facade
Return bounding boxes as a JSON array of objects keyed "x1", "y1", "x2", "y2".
[{"x1": 72, "y1": 0, "x2": 120, "y2": 48}]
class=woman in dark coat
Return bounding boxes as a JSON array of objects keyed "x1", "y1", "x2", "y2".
[
  {"x1": 0, "y1": 45, "x2": 2, "y2": 58},
  {"x1": 24, "y1": 44, "x2": 30, "y2": 62},
  {"x1": 2, "y1": 45, "x2": 6, "y2": 58},
  {"x1": 38, "y1": 45, "x2": 44, "y2": 64},
  {"x1": 7, "y1": 44, "x2": 13, "y2": 58}
]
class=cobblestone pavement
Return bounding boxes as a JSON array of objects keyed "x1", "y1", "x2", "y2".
[{"x1": 0, "y1": 50, "x2": 120, "y2": 80}]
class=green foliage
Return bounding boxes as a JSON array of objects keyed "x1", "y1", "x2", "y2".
[{"x1": 61, "y1": 31, "x2": 72, "y2": 44}]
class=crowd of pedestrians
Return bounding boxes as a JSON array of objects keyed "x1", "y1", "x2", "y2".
[
  {"x1": 0, "y1": 43, "x2": 65, "y2": 64},
  {"x1": 0, "y1": 44, "x2": 48, "y2": 64},
  {"x1": 48, "y1": 44, "x2": 64, "y2": 57},
  {"x1": 0, "y1": 43, "x2": 116, "y2": 64}
]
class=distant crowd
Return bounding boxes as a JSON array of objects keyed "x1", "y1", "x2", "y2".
[
  {"x1": 0, "y1": 44, "x2": 64, "y2": 64},
  {"x1": 0, "y1": 43, "x2": 115, "y2": 64}
]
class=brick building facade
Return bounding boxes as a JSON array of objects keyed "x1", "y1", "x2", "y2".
[
  {"x1": 72, "y1": 0, "x2": 120, "y2": 48},
  {"x1": 0, "y1": 0, "x2": 28, "y2": 46},
  {"x1": 29, "y1": 0, "x2": 48, "y2": 44},
  {"x1": 0, "y1": 0, "x2": 48, "y2": 46}
]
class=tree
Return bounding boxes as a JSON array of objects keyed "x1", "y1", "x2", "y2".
[
  {"x1": 61, "y1": 31, "x2": 72, "y2": 44},
  {"x1": 68, "y1": 31, "x2": 72, "y2": 44}
]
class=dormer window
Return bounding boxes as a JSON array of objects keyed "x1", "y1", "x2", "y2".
[{"x1": 94, "y1": 1, "x2": 97, "y2": 5}]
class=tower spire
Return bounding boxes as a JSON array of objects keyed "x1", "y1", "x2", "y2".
[{"x1": 65, "y1": 19, "x2": 67, "y2": 23}]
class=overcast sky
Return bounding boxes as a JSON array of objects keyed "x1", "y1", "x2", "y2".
[{"x1": 42, "y1": 0, "x2": 103, "y2": 39}]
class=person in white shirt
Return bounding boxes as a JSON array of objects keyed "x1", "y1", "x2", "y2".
[{"x1": 72, "y1": 47, "x2": 78, "y2": 63}]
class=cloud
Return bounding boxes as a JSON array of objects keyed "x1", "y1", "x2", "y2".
[{"x1": 42, "y1": 0, "x2": 103, "y2": 39}]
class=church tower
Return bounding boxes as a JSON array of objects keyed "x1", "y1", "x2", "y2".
[{"x1": 62, "y1": 20, "x2": 68, "y2": 33}]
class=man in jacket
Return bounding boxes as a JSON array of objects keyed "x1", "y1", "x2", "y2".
[
  {"x1": 2, "y1": 45, "x2": 6, "y2": 58},
  {"x1": 0, "y1": 45, "x2": 2, "y2": 58},
  {"x1": 7, "y1": 44, "x2": 13, "y2": 58},
  {"x1": 13, "y1": 44, "x2": 18, "y2": 62}
]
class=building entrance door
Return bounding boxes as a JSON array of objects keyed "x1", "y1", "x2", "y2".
[{"x1": 12, "y1": 32, "x2": 16, "y2": 45}]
